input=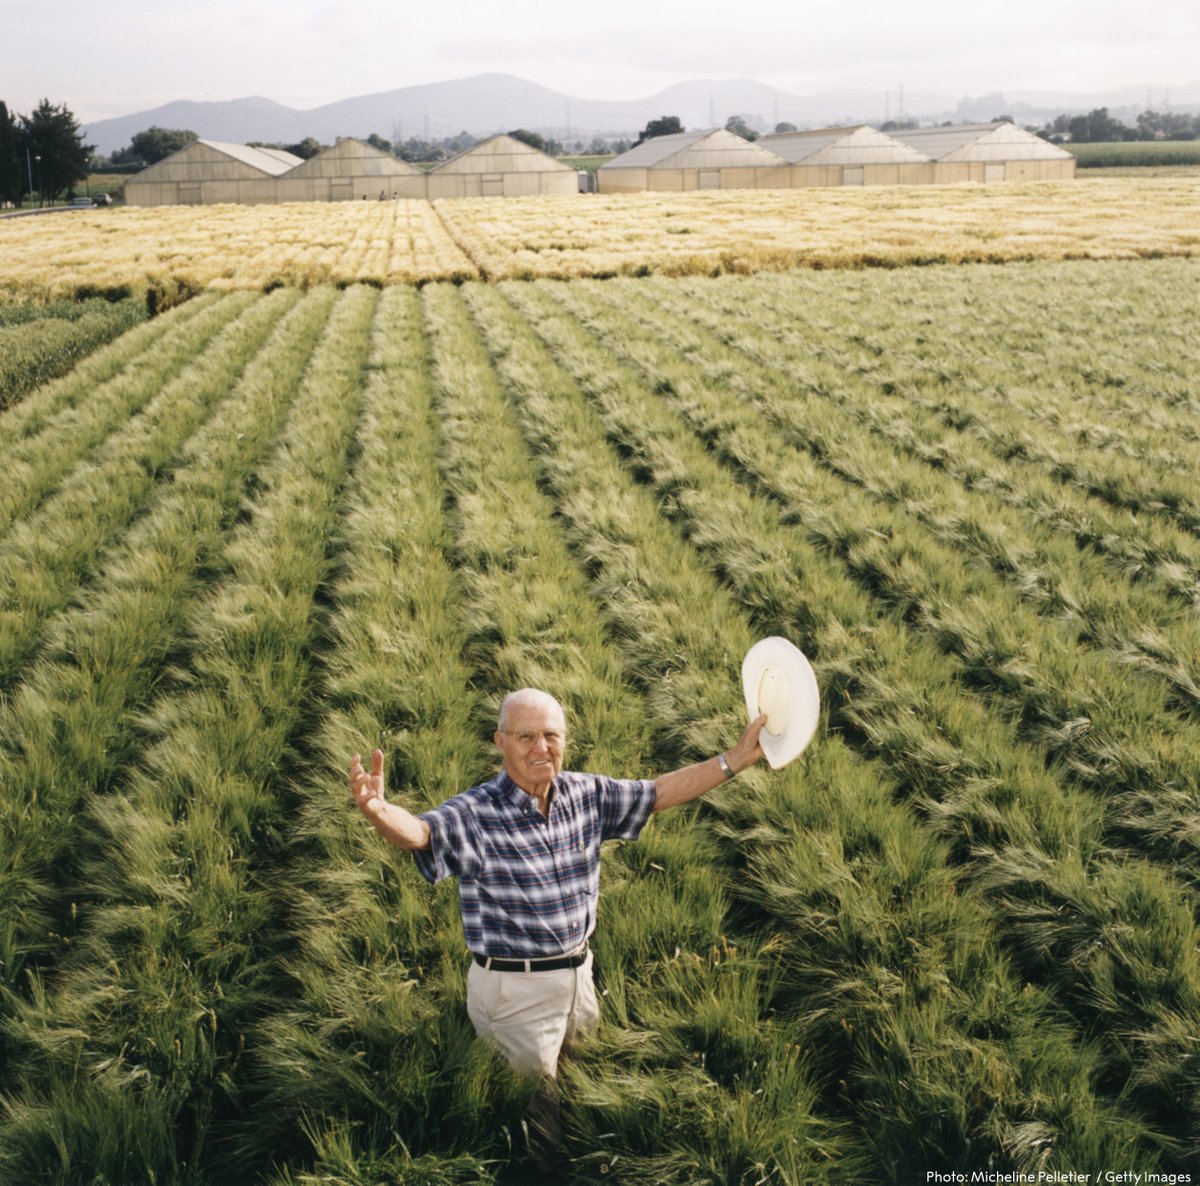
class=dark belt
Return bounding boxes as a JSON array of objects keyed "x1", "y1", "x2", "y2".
[{"x1": 473, "y1": 947, "x2": 588, "y2": 973}]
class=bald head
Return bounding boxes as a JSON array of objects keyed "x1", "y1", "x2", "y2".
[
  {"x1": 497, "y1": 688, "x2": 565, "y2": 733},
  {"x1": 495, "y1": 689, "x2": 568, "y2": 795}
]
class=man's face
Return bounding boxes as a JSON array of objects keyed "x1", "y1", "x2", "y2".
[{"x1": 495, "y1": 698, "x2": 567, "y2": 794}]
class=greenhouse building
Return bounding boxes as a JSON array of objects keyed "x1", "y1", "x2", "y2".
[{"x1": 597, "y1": 129, "x2": 791, "y2": 193}]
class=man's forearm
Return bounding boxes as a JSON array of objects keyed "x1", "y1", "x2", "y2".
[
  {"x1": 652, "y1": 754, "x2": 734, "y2": 813},
  {"x1": 363, "y1": 798, "x2": 432, "y2": 850}
]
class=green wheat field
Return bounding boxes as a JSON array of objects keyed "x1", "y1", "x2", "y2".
[{"x1": 1, "y1": 258, "x2": 1199, "y2": 1184}]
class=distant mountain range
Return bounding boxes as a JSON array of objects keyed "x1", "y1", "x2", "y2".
[{"x1": 83, "y1": 72, "x2": 1200, "y2": 156}]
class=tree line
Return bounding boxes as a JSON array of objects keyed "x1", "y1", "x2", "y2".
[
  {"x1": 0, "y1": 99, "x2": 93, "y2": 207},
  {"x1": 1039, "y1": 106, "x2": 1200, "y2": 143}
]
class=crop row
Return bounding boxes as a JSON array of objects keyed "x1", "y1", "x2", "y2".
[
  {"x1": 0, "y1": 296, "x2": 148, "y2": 412},
  {"x1": 459, "y1": 281, "x2": 1192, "y2": 1172},
  {"x1": 2, "y1": 265, "x2": 1197, "y2": 1181},
  {"x1": 690, "y1": 262, "x2": 1200, "y2": 461},
  {"x1": 0, "y1": 290, "x2": 330, "y2": 1022},
  {"x1": 501, "y1": 278, "x2": 1200, "y2": 1115},
  {"x1": 1072, "y1": 141, "x2": 1200, "y2": 168},
  {"x1": 0, "y1": 292, "x2": 216, "y2": 452},
  {"x1": 429, "y1": 180, "x2": 1200, "y2": 279},
  {"x1": 0, "y1": 292, "x2": 233, "y2": 539},
  {"x1": 548, "y1": 275, "x2": 1200, "y2": 855},
  {"x1": 419, "y1": 285, "x2": 848, "y2": 1183},
  {"x1": 0, "y1": 201, "x2": 476, "y2": 303},
  {"x1": 245, "y1": 284, "x2": 520, "y2": 1182},
  {"x1": 1, "y1": 180, "x2": 1198, "y2": 301},
  {"x1": 651, "y1": 268, "x2": 1200, "y2": 601},
  {"x1": 0, "y1": 289, "x2": 289, "y2": 686},
  {"x1": 1, "y1": 287, "x2": 378, "y2": 1184},
  {"x1": 255, "y1": 280, "x2": 857, "y2": 1184},
  {"x1": 0, "y1": 289, "x2": 336, "y2": 1013}
]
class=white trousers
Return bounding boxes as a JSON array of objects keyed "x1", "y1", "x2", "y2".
[{"x1": 466, "y1": 950, "x2": 599, "y2": 1079}]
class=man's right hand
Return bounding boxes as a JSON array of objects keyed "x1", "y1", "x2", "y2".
[
  {"x1": 350, "y1": 748, "x2": 387, "y2": 819},
  {"x1": 348, "y1": 749, "x2": 432, "y2": 851}
]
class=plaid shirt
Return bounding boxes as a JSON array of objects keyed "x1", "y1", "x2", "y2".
[{"x1": 412, "y1": 769, "x2": 657, "y2": 959}]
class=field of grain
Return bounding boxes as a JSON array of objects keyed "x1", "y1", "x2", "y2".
[
  {"x1": 1, "y1": 256, "x2": 1198, "y2": 1184},
  {"x1": 1, "y1": 176, "x2": 1197, "y2": 303},
  {"x1": 0, "y1": 294, "x2": 146, "y2": 410},
  {"x1": 1071, "y1": 140, "x2": 1200, "y2": 168}
]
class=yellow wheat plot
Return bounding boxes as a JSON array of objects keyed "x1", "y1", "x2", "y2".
[
  {"x1": 0, "y1": 177, "x2": 1197, "y2": 299},
  {"x1": 0, "y1": 201, "x2": 476, "y2": 300},
  {"x1": 435, "y1": 176, "x2": 1200, "y2": 278}
]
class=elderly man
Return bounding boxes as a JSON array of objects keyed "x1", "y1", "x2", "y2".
[{"x1": 349, "y1": 687, "x2": 766, "y2": 1080}]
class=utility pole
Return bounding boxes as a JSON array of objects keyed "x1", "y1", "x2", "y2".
[
  {"x1": 898, "y1": 83, "x2": 906, "y2": 121},
  {"x1": 25, "y1": 145, "x2": 35, "y2": 209}
]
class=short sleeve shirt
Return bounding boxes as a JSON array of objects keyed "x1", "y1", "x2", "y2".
[{"x1": 412, "y1": 769, "x2": 657, "y2": 959}]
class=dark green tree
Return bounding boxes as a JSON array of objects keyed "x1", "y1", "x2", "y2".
[
  {"x1": 366, "y1": 132, "x2": 393, "y2": 154},
  {"x1": 1067, "y1": 107, "x2": 1129, "y2": 143},
  {"x1": 634, "y1": 115, "x2": 683, "y2": 146},
  {"x1": 21, "y1": 99, "x2": 94, "y2": 203},
  {"x1": 1137, "y1": 109, "x2": 1199, "y2": 140},
  {"x1": 0, "y1": 101, "x2": 23, "y2": 206},
  {"x1": 286, "y1": 137, "x2": 325, "y2": 159},
  {"x1": 724, "y1": 114, "x2": 760, "y2": 141},
  {"x1": 774, "y1": 121, "x2": 798, "y2": 134},
  {"x1": 508, "y1": 128, "x2": 547, "y2": 151},
  {"x1": 126, "y1": 126, "x2": 197, "y2": 165}
]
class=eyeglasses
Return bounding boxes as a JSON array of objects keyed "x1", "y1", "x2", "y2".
[{"x1": 500, "y1": 730, "x2": 566, "y2": 748}]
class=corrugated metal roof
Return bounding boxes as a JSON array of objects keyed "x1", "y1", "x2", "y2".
[
  {"x1": 599, "y1": 129, "x2": 713, "y2": 169},
  {"x1": 432, "y1": 133, "x2": 574, "y2": 174},
  {"x1": 889, "y1": 122, "x2": 1073, "y2": 162},
  {"x1": 600, "y1": 128, "x2": 787, "y2": 170},
  {"x1": 194, "y1": 141, "x2": 303, "y2": 176},
  {"x1": 257, "y1": 146, "x2": 308, "y2": 170},
  {"x1": 759, "y1": 125, "x2": 930, "y2": 165},
  {"x1": 286, "y1": 138, "x2": 424, "y2": 178}
]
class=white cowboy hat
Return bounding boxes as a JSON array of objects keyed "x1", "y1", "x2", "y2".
[{"x1": 742, "y1": 637, "x2": 820, "y2": 769}]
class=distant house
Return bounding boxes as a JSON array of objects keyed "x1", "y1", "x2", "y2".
[
  {"x1": 757, "y1": 125, "x2": 931, "y2": 187},
  {"x1": 598, "y1": 128, "x2": 790, "y2": 193},
  {"x1": 888, "y1": 122, "x2": 1076, "y2": 183},
  {"x1": 426, "y1": 134, "x2": 578, "y2": 198},
  {"x1": 276, "y1": 138, "x2": 427, "y2": 202},
  {"x1": 124, "y1": 140, "x2": 304, "y2": 206}
]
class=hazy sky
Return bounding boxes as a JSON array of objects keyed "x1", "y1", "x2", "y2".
[{"x1": 4, "y1": 0, "x2": 1197, "y2": 123}]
